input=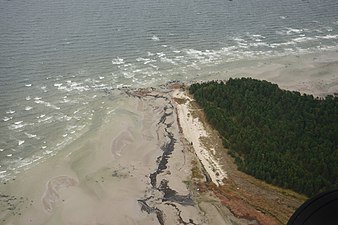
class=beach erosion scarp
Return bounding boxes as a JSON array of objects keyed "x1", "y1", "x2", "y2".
[{"x1": 173, "y1": 89, "x2": 227, "y2": 186}]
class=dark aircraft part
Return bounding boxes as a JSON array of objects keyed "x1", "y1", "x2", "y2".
[{"x1": 287, "y1": 189, "x2": 338, "y2": 225}]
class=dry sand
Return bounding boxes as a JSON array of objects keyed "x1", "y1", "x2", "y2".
[
  {"x1": 0, "y1": 50, "x2": 337, "y2": 225},
  {"x1": 173, "y1": 90, "x2": 227, "y2": 186}
]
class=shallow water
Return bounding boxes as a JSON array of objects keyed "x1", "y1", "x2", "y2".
[{"x1": 0, "y1": 0, "x2": 337, "y2": 180}]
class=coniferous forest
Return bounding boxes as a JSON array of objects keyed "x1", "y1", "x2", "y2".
[{"x1": 189, "y1": 78, "x2": 338, "y2": 197}]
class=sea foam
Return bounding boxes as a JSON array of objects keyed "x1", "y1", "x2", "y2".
[
  {"x1": 151, "y1": 35, "x2": 160, "y2": 41},
  {"x1": 112, "y1": 57, "x2": 124, "y2": 65}
]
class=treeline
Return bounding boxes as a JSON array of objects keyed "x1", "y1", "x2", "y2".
[{"x1": 189, "y1": 78, "x2": 338, "y2": 197}]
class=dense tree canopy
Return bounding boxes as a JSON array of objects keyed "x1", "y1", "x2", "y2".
[{"x1": 189, "y1": 78, "x2": 338, "y2": 197}]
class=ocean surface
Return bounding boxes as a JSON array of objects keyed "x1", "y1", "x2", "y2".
[{"x1": 1, "y1": 0, "x2": 338, "y2": 180}]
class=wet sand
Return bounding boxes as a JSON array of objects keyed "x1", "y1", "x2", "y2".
[
  {"x1": 0, "y1": 50, "x2": 337, "y2": 225},
  {"x1": 0, "y1": 87, "x2": 220, "y2": 225}
]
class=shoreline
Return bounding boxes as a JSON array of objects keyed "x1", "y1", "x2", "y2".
[
  {"x1": 1, "y1": 49, "x2": 338, "y2": 181},
  {"x1": 189, "y1": 48, "x2": 338, "y2": 98},
  {"x1": 1, "y1": 50, "x2": 337, "y2": 224}
]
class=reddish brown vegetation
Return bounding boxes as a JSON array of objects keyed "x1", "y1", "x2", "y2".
[{"x1": 210, "y1": 184, "x2": 280, "y2": 225}]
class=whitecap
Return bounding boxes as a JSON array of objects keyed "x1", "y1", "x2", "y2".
[
  {"x1": 7, "y1": 154, "x2": 12, "y2": 157},
  {"x1": 279, "y1": 27, "x2": 309, "y2": 35},
  {"x1": 293, "y1": 36, "x2": 316, "y2": 43},
  {"x1": 15, "y1": 156, "x2": 43, "y2": 170},
  {"x1": 3, "y1": 116, "x2": 12, "y2": 122},
  {"x1": 148, "y1": 64, "x2": 158, "y2": 69},
  {"x1": 45, "y1": 102, "x2": 60, "y2": 109},
  {"x1": 136, "y1": 57, "x2": 157, "y2": 65},
  {"x1": 6, "y1": 110, "x2": 15, "y2": 114},
  {"x1": 0, "y1": 149, "x2": 4, "y2": 152},
  {"x1": 63, "y1": 98, "x2": 70, "y2": 103},
  {"x1": 38, "y1": 116, "x2": 53, "y2": 123},
  {"x1": 136, "y1": 57, "x2": 146, "y2": 62},
  {"x1": 185, "y1": 49, "x2": 207, "y2": 61},
  {"x1": 233, "y1": 37, "x2": 247, "y2": 42},
  {"x1": 41, "y1": 86, "x2": 47, "y2": 92},
  {"x1": 173, "y1": 50, "x2": 181, "y2": 53},
  {"x1": 26, "y1": 96, "x2": 31, "y2": 101},
  {"x1": 41, "y1": 146, "x2": 47, "y2": 149},
  {"x1": 280, "y1": 16, "x2": 286, "y2": 20},
  {"x1": 122, "y1": 72, "x2": 135, "y2": 79},
  {"x1": 270, "y1": 41, "x2": 296, "y2": 48},
  {"x1": 58, "y1": 82, "x2": 90, "y2": 93},
  {"x1": 99, "y1": 76, "x2": 104, "y2": 80},
  {"x1": 34, "y1": 97, "x2": 42, "y2": 100},
  {"x1": 25, "y1": 106, "x2": 33, "y2": 111},
  {"x1": 112, "y1": 57, "x2": 124, "y2": 65},
  {"x1": 147, "y1": 52, "x2": 155, "y2": 56},
  {"x1": 249, "y1": 42, "x2": 270, "y2": 47},
  {"x1": 116, "y1": 84, "x2": 131, "y2": 89},
  {"x1": 14, "y1": 121, "x2": 23, "y2": 125},
  {"x1": 156, "y1": 52, "x2": 165, "y2": 57},
  {"x1": 174, "y1": 55, "x2": 187, "y2": 64},
  {"x1": 162, "y1": 45, "x2": 167, "y2": 48},
  {"x1": 319, "y1": 34, "x2": 338, "y2": 40},
  {"x1": 9, "y1": 123, "x2": 23, "y2": 130},
  {"x1": 74, "y1": 116, "x2": 81, "y2": 120},
  {"x1": 189, "y1": 62, "x2": 200, "y2": 70},
  {"x1": 18, "y1": 140, "x2": 25, "y2": 146},
  {"x1": 144, "y1": 59, "x2": 157, "y2": 65},
  {"x1": 65, "y1": 116, "x2": 72, "y2": 121},
  {"x1": 238, "y1": 43, "x2": 249, "y2": 49},
  {"x1": 160, "y1": 57, "x2": 177, "y2": 65},
  {"x1": 62, "y1": 133, "x2": 68, "y2": 137},
  {"x1": 56, "y1": 142, "x2": 64, "y2": 147},
  {"x1": 54, "y1": 83, "x2": 63, "y2": 87},
  {"x1": 252, "y1": 34, "x2": 265, "y2": 38},
  {"x1": 25, "y1": 132, "x2": 37, "y2": 138},
  {"x1": 25, "y1": 84, "x2": 32, "y2": 87},
  {"x1": 34, "y1": 99, "x2": 60, "y2": 110},
  {"x1": 133, "y1": 69, "x2": 142, "y2": 73},
  {"x1": 151, "y1": 35, "x2": 160, "y2": 41}
]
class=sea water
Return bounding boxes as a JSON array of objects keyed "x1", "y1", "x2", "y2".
[{"x1": 0, "y1": 0, "x2": 337, "y2": 180}]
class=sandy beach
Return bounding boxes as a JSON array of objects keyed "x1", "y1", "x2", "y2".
[{"x1": 1, "y1": 50, "x2": 337, "y2": 225}]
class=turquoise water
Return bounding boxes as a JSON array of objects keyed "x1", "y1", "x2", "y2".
[{"x1": 0, "y1": 0, "x2": 338, "y2": 180}]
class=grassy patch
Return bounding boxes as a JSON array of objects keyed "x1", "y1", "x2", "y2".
[
  {"x1": 173, "y1": 97, "x2": 188, "y2": 105},
  {"x1": 191, "y1": 159, "x2": 204, "y2": 179}
]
